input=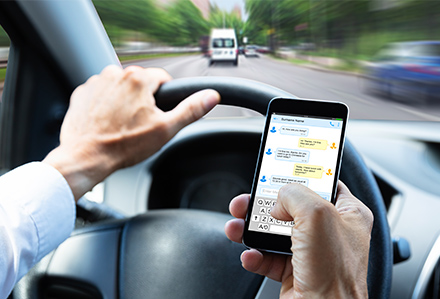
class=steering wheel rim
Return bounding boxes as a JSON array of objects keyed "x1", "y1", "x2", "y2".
[
  {"x1": 155, "y1": 76, "x2": 393, "y2": 298},
  {"x1": 14, "y1": 77, "x2": 392, "y2": 299}
]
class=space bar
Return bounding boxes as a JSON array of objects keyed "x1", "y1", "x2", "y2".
[{"x1": 270, "y1": 225, "x2": 291, "y2": 235}]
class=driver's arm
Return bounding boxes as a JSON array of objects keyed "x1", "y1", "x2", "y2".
[{"x1": 0, "y1": 65, "x2": 220, "y2": 298}]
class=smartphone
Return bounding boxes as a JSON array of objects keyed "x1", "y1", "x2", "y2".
[{"x1": 243, "y1": 97, "x2": 349, "y2": 254}]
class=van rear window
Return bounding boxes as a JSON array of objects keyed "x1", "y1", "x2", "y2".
[{"x1": 213, "y1": 38, "x2": 235, "y2": 48}]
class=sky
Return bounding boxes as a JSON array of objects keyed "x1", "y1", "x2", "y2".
[{"x1": 209, "y1": 0, "x2": 247, "y2": 19}]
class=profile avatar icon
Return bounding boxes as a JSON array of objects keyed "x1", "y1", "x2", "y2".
[
  {"x1": 266, "y1": 149, "x2": 273, "y2": 155},
  {"x1": 270, "y1": 127, "x2": 276, "y2": 133},
  {"x1": 330, "y1": 142, "x2": 337, "y2": 149},
  {"x1": 260, "y1": 176, "x2": 267, "y2": 182},
  {"x1": 326, "y1": 169, "x2": 333, "y2": 176}
]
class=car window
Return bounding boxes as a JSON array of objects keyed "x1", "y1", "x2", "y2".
[
  {"x1": 409, "y1": 44, "x2": 440, "y2": 57},
  {"x1": 0, "y1": 25, "x2": 9, "y2": 109},
  {"x1": 90, "y1": 0, "x2": 440, "y2": 122},
  {"x1": 213, "y1": 38, "x2": 235, "y2": 48}
]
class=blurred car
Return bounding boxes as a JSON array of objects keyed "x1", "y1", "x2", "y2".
[
  {"x1": 238, "y1": 46, "x2": 244, "y2": 55},
  {"x1": 364, "y1": 41, "x2": 440, "y2": 103},
  {"x1": 257, "y1": 46, "x2": 270, "y2": 54},
  {"x1": 244, "y1": 45, "x2": 259, "y2": 57}
]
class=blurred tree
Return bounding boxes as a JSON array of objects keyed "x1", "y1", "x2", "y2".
[
  {"x1": 159, "y1": 0, "x2": 209, "y2": 46},
  {"x1": 209, "y1": 4, "x2": 245, "y2": 45},
  {"x1": 94, "y1": 0, "x2": 209, "y2": 47},
  {"x1": 0, "y1": 26, "x2": 10, "y2": 47},
  {"x1": 93, "y1": 0, "x2": 162, "y2": 46}
]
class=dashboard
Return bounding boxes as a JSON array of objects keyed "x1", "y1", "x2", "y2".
[{"x1": 103, "y1": 116, "x2": 440, "y2": 298}]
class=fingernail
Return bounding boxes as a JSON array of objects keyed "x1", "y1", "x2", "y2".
[{"x1": 203, "y1": 90, "x2": 220, "y2": 111}]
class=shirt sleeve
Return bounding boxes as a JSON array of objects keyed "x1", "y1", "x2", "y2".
[{"x1": 0, "y1": 162, "x2": 76, "y2": 298}]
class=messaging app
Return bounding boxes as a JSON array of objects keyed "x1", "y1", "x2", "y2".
[{"x1": 249, "y1": 113, "x2": 343, "y2": 236}]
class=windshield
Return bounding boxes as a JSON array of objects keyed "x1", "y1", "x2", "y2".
[
  {"x1": 80, "y1": 1, "x2": 440, "y2": 121},
  {"x1": 0, "y1": 26, "x2": 9, "y2": 105},
  {"x1": 213, "y1": 38, "x2": 235, "y2": 48}
]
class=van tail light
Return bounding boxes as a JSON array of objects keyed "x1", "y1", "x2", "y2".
[{"x1": 236, "y1": 49, "x2": 238, "y2": 55}]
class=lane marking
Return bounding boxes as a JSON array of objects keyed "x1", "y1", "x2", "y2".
[{"x1": 396, "y1": 105, "x2": 440, "y2": 121}]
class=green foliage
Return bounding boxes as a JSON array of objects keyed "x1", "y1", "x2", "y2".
[
  {"x1": 0, "y1": 26, "x2": 10, "y2": 47},
  {"x1": 244, "y1": 0, "x2": 440, "y2": 60},
  {"x1": 158, "y1": 0, "x2": 209, "y2": 46},
  {"x1": 91, "y1": 0, "x2": 440, "y2": 60},
  {"x1": 0, "y1": 68, "x2": 6, "y2": 82},
  {"x1": 93, "y1": 0, "x2": 209, "y2": 47},
  {"x1": 209, "y1": 5, "x2": 245, "y2": 45}
]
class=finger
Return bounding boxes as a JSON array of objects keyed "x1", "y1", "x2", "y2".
[
  {"x1": 143, "y1": 67, "x2": 172, "y2": 92},
  {"x1": 122, "y1": 67, "x2": 172, "y2": 94},
  {"x1": 224, "y1": 218, "x2": 244, "y2": 243},
  {"x1": 229, "y1": 193, "x2": 250, "y2": 219},
  {"x1": 241, "y1": 249, "x2": 291, "y2": 282},
  {"x1": 336, "y1": 180, "x2": 354, "y2": 199},
  {"x1": 164, "y1": 89, "x2": 220, "y2": 136},
  {"x1": 335, "y1": 181, "x2": 374, "y2": 228},
  {"x1": 271, "y1": 183, "x2": 335, "y2": 222},
  {"x1": 100, "y1": 64, "x2": 123, "y2": 80}
]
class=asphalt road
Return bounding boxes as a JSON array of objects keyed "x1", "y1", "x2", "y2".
[{"x1": 125, "y1": 54, "x2": 440, "y2": 121}]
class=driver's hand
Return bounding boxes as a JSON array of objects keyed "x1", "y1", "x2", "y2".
[
  {"x1": 224, "y1": 181, "x2": 373, "y2": 298},
  {"x1": 43, "y1": 65, "x2": 220, "y2": 200}
]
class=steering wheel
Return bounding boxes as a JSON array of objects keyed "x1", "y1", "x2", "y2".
[{"x1": 13, "y1": 77, "x2": 392, "y2": 299}]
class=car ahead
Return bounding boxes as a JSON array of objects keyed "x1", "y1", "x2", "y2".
[
  {"x1": 244, "y1": 45, "x2": 259, "y2": 57},
  {"x1": 208, "y1": 28, "x2": 238, "y2": 66},
  {"x1": 257, "y1": 46, "x2": 270, "y2": 54},
  {"x1": 364, "y1": 41, "x2": 440, "y2": 103},
  {"x1": 2, "y1": 1, "x2": 440, "y2": 299}
]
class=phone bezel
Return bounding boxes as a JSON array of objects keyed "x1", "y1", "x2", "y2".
[{"x1": 242, "y1": 97, "x2": 349, "y2": 255}]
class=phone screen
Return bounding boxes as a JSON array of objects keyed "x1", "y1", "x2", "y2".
[{"x1": 248, "y1": 112, "x2": 344, "y2": 236}]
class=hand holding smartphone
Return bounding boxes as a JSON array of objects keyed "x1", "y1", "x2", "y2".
[{"x1": 243, "y1": 97, "x2": 349, "y2": 254}]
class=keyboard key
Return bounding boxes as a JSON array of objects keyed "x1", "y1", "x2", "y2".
[
  {"x1": 270, "y1": 225, "x2": 291, "y2": 235},
  {"x1": 258, "y1": 223, "x2": 269, "y2": 231}
]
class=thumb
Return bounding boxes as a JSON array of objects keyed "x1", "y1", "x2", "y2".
[
  {"x1": 165, "y1": 89, "x2": 221, "y2": 136},
  {"x1": 271, "y1": 183, "x2": 335, "y2": 222},
  {"x1": 334, "y1": 181, "x2": 374, "y2": 229}
]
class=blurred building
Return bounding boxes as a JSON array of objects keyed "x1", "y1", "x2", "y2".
[
  {"x1": 157, "y1": 0, "x2": 210, "y2": 19},
  {"x1": 191, "y1": 0, "x2": 210, "y2": 19},
  {"x1": 231, "y1": 4, "x2": 242, "y2": 20}
]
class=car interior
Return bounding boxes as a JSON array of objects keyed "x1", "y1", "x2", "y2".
[{"x1": 1, "y1": 1, "x2": 440, "y2": 298}]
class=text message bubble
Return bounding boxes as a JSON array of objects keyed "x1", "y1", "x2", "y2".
[
  {"x1": 270, "y1": 175, "x2": 308, "y2": 186},
  {"x1": 298, "y1": 138, "x2": 328, "y2": 150},
  {"x1": 280, "y1": 126, "x2": 309, "y2": 136},
  {"x1": 275, "y1": 148, "x2": 310, "y2": 163},
  {"x1": 294, "y1": 164, "x2": 324, "y2": 179}
]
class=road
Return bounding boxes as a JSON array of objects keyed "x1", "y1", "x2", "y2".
[{"x1": 125, "y1": 54, "x2": 440, "y2": 121}]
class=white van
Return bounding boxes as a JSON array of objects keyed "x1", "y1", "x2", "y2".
[{"x1": 209, "y1": 28, "x2": 238, "y2": 66}]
